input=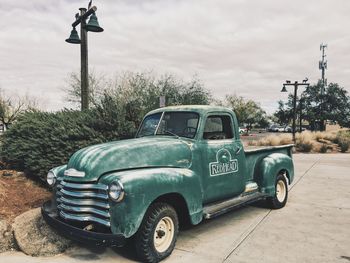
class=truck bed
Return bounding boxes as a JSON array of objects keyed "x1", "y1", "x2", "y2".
[
  {"x1": 244, "y1": 144, "x2": 294, "y2": 182},
  {"x1": 244, "y1": 144, "x2": 294, "y2": 153}
]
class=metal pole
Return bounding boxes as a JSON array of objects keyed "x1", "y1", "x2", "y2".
[
  {"x1": 321, "y1": 46, "x2": 325, "y2": 93},
  {"x1": 319, "y1": 44, "x2": 327, "y2": 131},
  {"x1": 299, "y1": 97, "x2": 302, "y2": 133},
  {"x1": 292, "y1": 83, "x2": 298, "y2": 144},
  {"x1": 80, "y1": 8, "x2": 89, "y2": 110}
]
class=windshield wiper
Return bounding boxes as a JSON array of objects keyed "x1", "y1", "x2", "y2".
[{"x1": 163, "y1": 130, "x2": 180, "y2": 139}]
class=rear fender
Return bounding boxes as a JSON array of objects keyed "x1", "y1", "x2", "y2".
[
  {"x1": 256, "y1": 153, "x2": 294, "y2": 196},
  {"x1": 99, "y1": 168, "x2": 203, "y2": 238}
]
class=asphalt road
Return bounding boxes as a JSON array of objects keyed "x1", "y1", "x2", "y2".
[{"x1": 1, "y1": 154, "x2": 349, "y2": 263}]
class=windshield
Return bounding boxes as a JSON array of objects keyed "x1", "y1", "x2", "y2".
[{"x1": 137, "y1": 112, "x2": 199, "y2": 139}]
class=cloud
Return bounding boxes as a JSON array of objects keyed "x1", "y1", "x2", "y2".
[{"x1": 0, "y1": 0, "x2": 349, "y2": 113}]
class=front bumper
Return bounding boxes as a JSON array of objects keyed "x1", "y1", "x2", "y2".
[{"x1": 41, "y1": 200, "x2": 126, "y2": 247}]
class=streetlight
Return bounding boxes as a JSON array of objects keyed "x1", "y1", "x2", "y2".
[
  {"x1": 281, "y1": 78, "x2": 310, "y2": 144},
  {"x1": 65, "y1": 1, "x2": 104, "y2": 111}
]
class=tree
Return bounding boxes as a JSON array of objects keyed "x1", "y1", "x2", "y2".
[
  {"x1": 275, "y1": 81, "x2": 350, "y2": 130},
  {"x1": 65, "y1": 71, "x2": 212, "y2": 127},
  {"x1": 322, "y1": 83, "x2": 350, "y2": 127},
  {"x1": 274, "y1": 99, "x2": 293, "y2": 126},
  {"x1": 0, "y1": 90, "x2": 37, "y2": 130},
  {"x1": 300, "y1": 81, "x2": 350, "y2": 129},
  {"x1": 225, "y1": 95, "x2": 268, "y2": 129},
  {"x1": 64, "y1": 71, "x2": 109, "y2": 107}
]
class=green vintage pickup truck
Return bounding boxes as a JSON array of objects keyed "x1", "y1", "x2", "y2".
[{"x1": 42, "y1": 105, "x2": 294, "y2": 262}]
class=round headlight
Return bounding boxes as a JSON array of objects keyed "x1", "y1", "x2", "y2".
[
  {"x1": 109, "y1": 181, "x2": 124, "y2": 202},
  {"x1": 47, "y1": 171, "x2": 56, "y2": 186}
]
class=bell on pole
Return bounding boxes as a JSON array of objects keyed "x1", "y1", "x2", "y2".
[
  {"x1": 281, "y1": 85, "x2": 287, "y2": 92},
  {"x1": 84, "y1": 12, "x2": 104, "y2": 32},
  {"x1": 65, "y1": 27, "x2": 81, "y2": 44}
]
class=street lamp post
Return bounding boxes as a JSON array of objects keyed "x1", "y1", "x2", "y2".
[
  {"x1": 299, "y1": 97, "x2": 303, "y2": 133},
  {"x1": 65, "y1": 2, "x2": 104, "y2": 111},
  {"x1": 281, "y1": 79, "x2": 310, "y2": 144}
]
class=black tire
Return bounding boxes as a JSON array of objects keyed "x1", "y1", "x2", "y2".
[
  {"x1": 134, "y1": 202, "x2": 179, "y2": 263},
  {"x1": 266, "y1": 173, "x2": 288, "y2": 209}
]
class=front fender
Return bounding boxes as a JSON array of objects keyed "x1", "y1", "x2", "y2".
[
  {"x1": 256, "y1": 153, "x2": 294, "y2": 196},
  {"x1": 99, "y1": 168, "x2": 203, "y2": 238}
]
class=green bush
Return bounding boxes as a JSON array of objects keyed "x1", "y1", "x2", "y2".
[
  {"x1": 336, "y1": 130, "x2": 350, "y2": 153},
  {"x1": 339, "y1": 141, "x2": 349, "y2": 153},
  {"x1": 1, "y1": 101, "x2": 136, "y2": 182},
  {"x1": 297, "y1": 142, "x2": 313, "y2": 152},
  {"x1": 319, "y1": 144, "x2": 328, "y2": 153}
]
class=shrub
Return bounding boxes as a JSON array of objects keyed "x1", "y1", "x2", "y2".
[
  {"x1": 324, "y1": 131, "x2": 337, "y2": 142},
  {"x1": 336, "y1": 130, "x2": 350, "y2": 153},
  {"x1": 315, "y1": 131, "x2": 325, "y2": 142},
  {"x1": 259, "y1": 135, "x2": 280, "y2": 146},
  {"x1": 295, "y1": 131, "x2": 314, "y2": 152},
  {"x1": 339, "y1": 141, "x2": 349, "y2": 153},
  {"x1": 297, "y1": 142, "x2": 313, "y2": 152},
  {"x1": 278, "y1": 134, "x2": 293, "y2": 145},
  {"x1": 1, "y1": 100, "x2": 137, "y2": 182},
  {"x1": 319, "y1": 144, "x2": 328, "y2": 153}
]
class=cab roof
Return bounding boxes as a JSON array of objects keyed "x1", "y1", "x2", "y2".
[{"x1": 146, "y1": 105, "x2": 234, "y2": 116}]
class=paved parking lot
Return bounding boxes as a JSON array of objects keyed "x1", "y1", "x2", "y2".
[{"x1": 1, "y1": 154, "x2": 350, "y2": 263}]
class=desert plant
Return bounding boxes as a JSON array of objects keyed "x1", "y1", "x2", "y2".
[
  {"x1": 297, "y1": 142, "x2": 313, "y2": 152},
  {"x1": 339, "y1": 141, "x2": 349, "y2": 153},
  {"x1": 336, "y1": 130, "x2": 350, "y2": 152},
  {"x1": 319, "y1": 144, "x2": 328, "y2": 153},
  {"x1": 257, "y1": 135, "x2": 280, "y2": 146},
  {"x1": 278, "y1": 134, "x2": 293, "y2": 145},
  {"x1": 314, "y1": 131, "x2": 325, "y2": 142},
  {"x1": 323, "y1": 131, "x2": 337, "y2": 142},
  {"x1": 295, "y1": 131, "x2": 314, "y2": 152}
]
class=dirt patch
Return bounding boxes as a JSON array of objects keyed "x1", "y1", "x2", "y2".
[{"x1": 0, "y1": 170, "x2": 51, "y2": 222}]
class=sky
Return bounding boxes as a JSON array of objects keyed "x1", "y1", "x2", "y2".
[{"x1": 0, "y1": 0, "x2": 349, "y2": 113}]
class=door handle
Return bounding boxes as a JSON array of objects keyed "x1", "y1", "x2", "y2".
[{"x1": 235, "y1": 146, "x2": 242, "y2": 155}]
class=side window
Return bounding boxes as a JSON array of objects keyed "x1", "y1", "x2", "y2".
[{"x1": 203, "y1": 115, "x2": 234, "y2": 140}]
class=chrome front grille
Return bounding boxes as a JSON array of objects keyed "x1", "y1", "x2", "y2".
[{"x1": 56, "y1": 179, "x2": 110, "y2": 227}]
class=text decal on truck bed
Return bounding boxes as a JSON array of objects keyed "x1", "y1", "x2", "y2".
[{"x1": 209, "y1": 148, "x2": 238, "y2": 176}]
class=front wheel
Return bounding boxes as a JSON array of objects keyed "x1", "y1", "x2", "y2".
[
  {"x1": 266, "y1": 173, "x2": 288, "y2": 209},
  {"x1": 134, "y1": 202, "x2": 179, "y2": 263}
]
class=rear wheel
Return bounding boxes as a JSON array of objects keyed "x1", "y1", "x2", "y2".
[
  {"x1": 134, "y1": 202, "x2": 179, "y2": 263},
  {"x1": 267, "y1": 173, "x2": 288, "y2": 209}
]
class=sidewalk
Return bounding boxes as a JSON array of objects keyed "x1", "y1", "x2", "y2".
[{"x1": 1, "y1": 154, "x2": 349, "y2": 263}]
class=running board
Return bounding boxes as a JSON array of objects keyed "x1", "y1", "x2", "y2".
[{"x1": 203, "y1": 192, "x2": 267, "y2": 219}]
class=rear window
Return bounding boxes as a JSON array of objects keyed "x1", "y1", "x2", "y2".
[{"x1": 203, "y1": 115, "x2": 233, "y2": 140}]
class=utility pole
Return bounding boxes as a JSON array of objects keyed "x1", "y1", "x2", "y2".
[
  {"x1": 319, "y1": 43, "x2": 328, "y2": 94},
  {"x1": 281, "y1": 79, "x2": 310, "y2": 144},
  {"x1": 319, "y1": 43, "x2": 327, "y2": 131}
]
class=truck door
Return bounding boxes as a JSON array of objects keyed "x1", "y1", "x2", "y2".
[{"x1": 201, "y1": 114, "x2": 246, "y2": 203}]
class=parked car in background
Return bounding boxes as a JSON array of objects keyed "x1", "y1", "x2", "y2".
[
  {"x1": 239, "y1": 127, "x2": 247, "y2": 134},
  {"x1": 267, "y1": 124, "x2": 279, "y2": 132},
  {"x1": 268, "y1": 125, "x2": 285, "y2": 132},
  {"x1": 284, "y1": 126, "x2": 292, "y2": 132}
]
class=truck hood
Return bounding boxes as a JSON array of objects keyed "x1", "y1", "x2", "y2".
[{"x1": 64, "y1": 137, "x2": 193, "y2": 182}]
